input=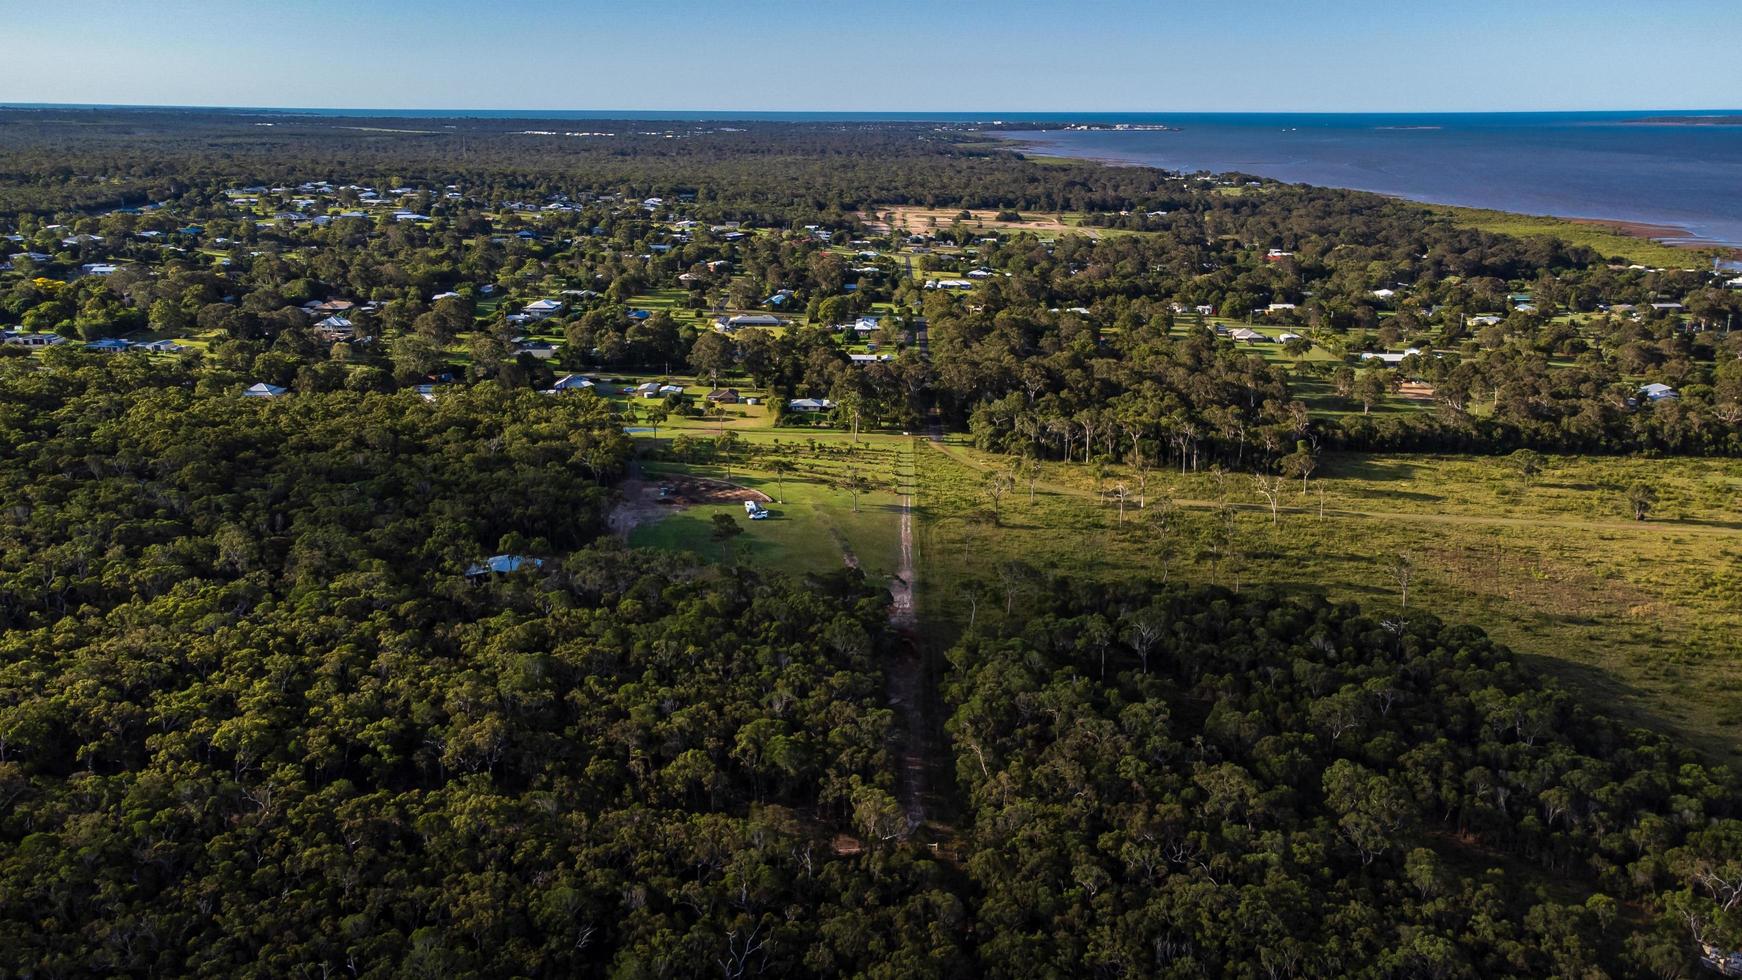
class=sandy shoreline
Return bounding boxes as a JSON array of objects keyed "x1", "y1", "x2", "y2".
[{"x1": 1564, "y1": 217, "x2": 1710, "y2": 245}]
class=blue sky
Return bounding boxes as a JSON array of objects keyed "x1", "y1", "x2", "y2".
[{"x1": 4, "y1": 0, "x2": 1739, "y2": 112}]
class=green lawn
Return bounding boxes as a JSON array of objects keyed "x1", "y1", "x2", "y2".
[
  {"x1": 627, "y1": 429, "x2": 914, "y2": 580},
  {"x1": 1429, "y1": 205, "x2": 1715, "y2": 267},
  {"x1": 914, "y1": 439, "x2": 1742, "y2": 760}
]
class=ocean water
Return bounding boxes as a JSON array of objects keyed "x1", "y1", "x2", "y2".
[
  {"x1": 1002, "y1": 113, "x2": 1742, "y2": 248},
  {"x1": 7, "y1": 105, "x2": 1740, "y2": 247}
]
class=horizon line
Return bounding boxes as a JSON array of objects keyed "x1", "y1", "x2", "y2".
[{"x1": 4, "y1": 102, "x2": 1742, "y2": 118}]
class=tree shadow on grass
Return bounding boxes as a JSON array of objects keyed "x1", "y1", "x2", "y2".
[{"x1": 1319, "y1": 456, "x2": 1423, "y2": 483}]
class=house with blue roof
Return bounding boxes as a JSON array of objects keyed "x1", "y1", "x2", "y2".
[{"x1": 465, "y1": 554, "x2": 544, "y2": 577}]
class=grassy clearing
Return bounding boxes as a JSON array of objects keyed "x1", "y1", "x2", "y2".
[
  {"x1": 915, "y1": 439, "x2": 1742, "y2": 760},
  {"x1": 1428, "y1": 205, "x2": 1714, "y2": 267},
  {"x1": 874, "y1": 205, "x2": 1127, "y2": 239},
  {"x1": 627, "y1": 429, "x2": 913, "y2": 579}
]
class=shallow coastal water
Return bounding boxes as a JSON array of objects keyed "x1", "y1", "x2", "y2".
[{"x1": 1003, "y1": 113, "x2": 1742, "y2": 248}]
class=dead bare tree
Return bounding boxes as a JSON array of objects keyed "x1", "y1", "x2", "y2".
[
  {"x1": 1390, "y1": 552, "x2": 1416, "y2": 611},
  {"x1": 1109, "y1": 481, "x2": 1130, "y2": 525},
  {"x1": 1252, "y1": 472, "x2": 1285, "y2": 526}
]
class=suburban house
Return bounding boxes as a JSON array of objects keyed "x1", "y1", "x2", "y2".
[
  {"x1": 465, "y1": 554, "x2": 544, "y2": 578},
  {"x1": 513, "y1": 338, "x2": 559, "y2": 359},
  {"x1": 140, "y1": 339, "x2": 184, "y2": 353},
  {"x1": 707, "y1": 388, "x2": 740, "y2": 404},
  {"x1": 303, "y1": 299, "x2": 356, "y2": 317},
  {"x1": 548, "y1": 374, "x2": 596, "y2": 392},
  {"x1": 1699, "y1": 942, "x2": 1742, "y2": 977},
  {"x1": 314, "y1": 316, "x2": 355, "y2": 341},
  {"x1": 1228, "y1": 328, "x2": 1269, "y2": 342},
  {"x1": 719, "y1": 314, "x2": 784, "y2": 331},
  {"x1": 788, "y1": 397, "x2": 836, "y2": 413},
  {"x1": 1639, "y1": 382, "x2": 1679, "y2": 401},
  {"x1": 2, "y1": 331, "x2": 66, "y2": 348},
  {"x1": 1360, "y1": 348, "x2": 1424, "y2": 365},
  {"x1": 523, "y1": 299, "x2": 564, "y2": 320},
  {"x1": 242, "y1": 382, "x2": 287, "y2": 398},
  {"x1": 85, "y1": 339, "x2": 132, "y2": 352}
]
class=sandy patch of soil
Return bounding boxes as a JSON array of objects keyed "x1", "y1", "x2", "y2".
[
  {"x1": 610, "y1": 474, "x2": 771, "y2": 538},
  {"x1": 868, "y1": 205, "x2": 1093, "y2": 238}
]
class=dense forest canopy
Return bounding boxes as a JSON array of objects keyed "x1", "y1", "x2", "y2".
[
  {"x1": 945, "y1": 576, "x2": 1742, "y2": 976},
  {"x1": 4, "y1": 111, "x2": 1742, "y2": 976}
]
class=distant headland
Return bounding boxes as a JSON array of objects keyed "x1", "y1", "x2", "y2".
[{"x1": 1626, "y1": 115, "x2": 1742, "y2": 126}]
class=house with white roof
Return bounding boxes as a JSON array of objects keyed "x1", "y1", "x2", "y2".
[
  {"x1": 719, "y1": 314, "x2": 785, "y2": 331},
  {"x1": 548, "y1": 374, "x2": 596, "y2": 392},
  {"x1": 2, "y1": 331, "x2": 67, "y2": 348},
  {"x1": 314, "y1": 316, "x2": 355, "y2": 340},
  {"x1": 514, "y1": 339, "x2": 558, "y2": 359},
  {"x1": 1359, "y1": 348, "x2": 1424, "y2": 365}
]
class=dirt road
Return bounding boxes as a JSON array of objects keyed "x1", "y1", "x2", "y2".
[{"x1": 884, "y1": 439, "x2": 932, "y2": 834}]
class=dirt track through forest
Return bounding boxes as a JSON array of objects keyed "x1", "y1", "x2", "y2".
[{"x1": 883, "y1": 425, "x2": 949, "y2": 836}]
